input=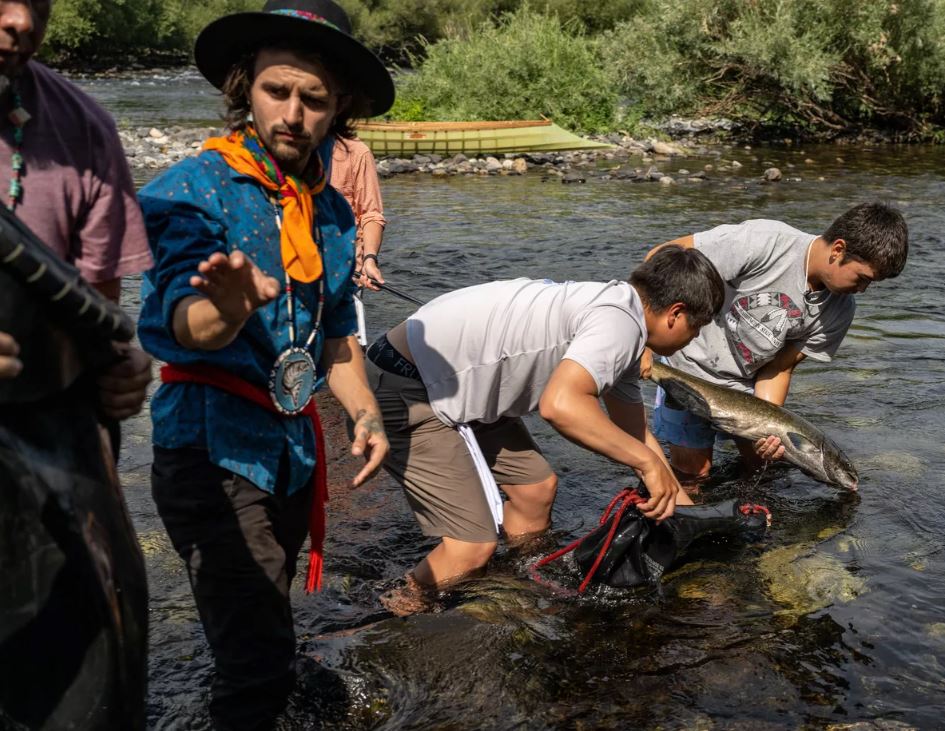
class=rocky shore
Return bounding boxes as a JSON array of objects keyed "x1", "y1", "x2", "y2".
[{"x1": 119, "y1": 124, "x2": 819, "y2": 186}]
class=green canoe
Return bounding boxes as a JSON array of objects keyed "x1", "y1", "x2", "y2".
[{"x1": 355, "y1": 120, "x2": 613, "y2": 156}]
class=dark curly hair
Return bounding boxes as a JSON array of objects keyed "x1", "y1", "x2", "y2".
[
  {"x1": 630, "y1": 245, "x2": 725, "y2": 327},
  {"x1": 220, "y1": 42, "x2": 371, "y2": 139},
  {"x1": 823, "y1": 201, "x2": 908, "y2": 280}
]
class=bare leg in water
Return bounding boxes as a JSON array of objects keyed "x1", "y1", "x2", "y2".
[{"x1": 381, "y1": 474, "x2": 559, "y2": 615}]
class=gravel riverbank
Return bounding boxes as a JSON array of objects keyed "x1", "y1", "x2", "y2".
[{"x1": 119, "y1": 123, "x2": 811, "y2": 187}]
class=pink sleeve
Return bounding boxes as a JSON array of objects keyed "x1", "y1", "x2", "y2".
[
  {"x1": 352, "y1": 146, "x2": 387, "y2": 229},
  {"x1": 73, "y1": 122, "x2": 153, "y2": 283}
]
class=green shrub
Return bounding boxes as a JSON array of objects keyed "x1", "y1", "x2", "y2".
[
  {"x1": 42, "y1": 0, "x2": 261, "y2": 60},
  {"x1": 390, "y1": 7, "x2": 618, "y2": 133},
  {"x1": 338, "y1": 0, "x2": 639, "y2": 62},
  {"x1": 601, "y1": 0, "x2": 945, "y2": 133}
]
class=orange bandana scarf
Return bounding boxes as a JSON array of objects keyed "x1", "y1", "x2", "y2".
[{"x1": 204, "y1": 126, "x2": 327, "y2": 283}]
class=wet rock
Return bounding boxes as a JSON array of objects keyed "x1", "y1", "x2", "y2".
[
  {"x1": 658, "y1": 176, "x2": 675, "y2": 185},
  {"x1": 652, "y1": 115, "x2": 738, "y2": 137},
  {"x1": 758, "y1": 542, "x2": 867, "y2": 617},
  {"x1": 485, "y1": 156, "x2": 503, "y2": 173},
  {"x1": 431, "y1": 168, "x2": 449, "y2": 178},
  {"x1": 651, "y1": 140, "x2": 682, "y2": 156},
  {"x1": 645, "y1": 166, "x2": 663, "y2": 181},
  {"x1": 927, "y1": 622, "x2": 945, "y2": 640},
  {"x1": 860, "y1": 451, "x2": 925, "y2": 478},
  {"x1": 561, "y1": 172, "x2": 586, "y2": 184},
  {"x1": 730, "y1": 160, "x2": 743, "y2": 169},
  {"x1": 613, "y1": 167, "x2": 639, "y2": 181},
  {"x1": 511, "y1": 158, "x2": 528, "y2": 175},
  {"x1": 763, "y1": 167, "x2": 783, "y2": 182}
]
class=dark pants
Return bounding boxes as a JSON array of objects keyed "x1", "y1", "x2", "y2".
[{"x1": 151, "y1": 447, "x2": 312, "y2": 731}]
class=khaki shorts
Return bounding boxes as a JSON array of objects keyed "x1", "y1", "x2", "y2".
[{"x1": 368, "y1": 362, "x2": 554, "y2": 542}]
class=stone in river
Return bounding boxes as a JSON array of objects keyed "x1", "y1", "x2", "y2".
[
  {"x1": 758, "y1": 541, "x2": 867, "y2": 617},
  {"x1": 561, "y1": 172, "x2": 586, "y2": 184},
  {"x1": 763, "y1": 167, "x2": 783, "y2": 182}
]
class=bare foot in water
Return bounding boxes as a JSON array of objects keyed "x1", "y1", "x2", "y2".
[{"x1": 379, "y1": 573, "x2": 441, "y2": 617}]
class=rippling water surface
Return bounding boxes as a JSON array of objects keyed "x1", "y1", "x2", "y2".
[{"x1": 99, "y1": 77, "x2": 945, "y2": 728}]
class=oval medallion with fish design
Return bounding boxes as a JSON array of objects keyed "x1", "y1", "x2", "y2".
[{"x1": 269, "y1": 347, "x2": 316, "y2": 415}]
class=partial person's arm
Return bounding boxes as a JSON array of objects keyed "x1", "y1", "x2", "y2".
[
  {"x1": 81, "y1": 117, "x2": 154, "y2": 421},
  {"x1": 172, "y1": 250, "x2": 280, "y2": 351},
  {"x1": 322, "y1": 335, "x2": 389, "y2": 486},
  {"x1": 604, "y1": 393, "x2": 694, "y2": 507},
  {"x1": 748, "y1": 344, "x2": 807, "y2": 460},
  {"x1": 0, "y1": 331, "x2": 22, "y2": 379},
  {"x1": 754, "y1": 343, "x2": 806, "y2": 406},
  {"x1": 539, "y1": 359, "x2": 682, "y2": 520},
  {"x1": 352, "y1": 146, "x2": 387, "y2": 291},
  {"x1": 357, "y1": 221, "x2": 385, "y2": 290}
]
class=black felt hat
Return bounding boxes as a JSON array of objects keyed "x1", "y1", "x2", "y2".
[{"x1": 194, "y1": 0, "x2": 394, "y2": 117}]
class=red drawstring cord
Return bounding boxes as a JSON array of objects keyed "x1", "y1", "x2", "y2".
[
  {"x1": 739, "y1": 503, "x2": 772, "y2": 527},
  {"x1": 529, "y1": 488, "x2": 646, "y2": 595}
]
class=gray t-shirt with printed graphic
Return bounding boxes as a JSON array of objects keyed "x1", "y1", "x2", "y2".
[
  {"x1": 406, "y1": 278, "x2": 648, "y2": 426},
  {"x1": 666, "y1": 219, "x2": 855, "y2": 392}
]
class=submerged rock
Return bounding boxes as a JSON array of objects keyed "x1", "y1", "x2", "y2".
[
  {"x1": 860, "y1": 451, "x2": 925, "y2": 478},
  {"x1": 926, "y1": 622, "x2": 945, "y2": 640},
  {"x1": 758, "y1": 542, "x2": 867, "y2": 616}
]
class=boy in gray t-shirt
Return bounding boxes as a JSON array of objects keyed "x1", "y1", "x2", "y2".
[
  {"x1": 365, "y1": 246, "x2": 725, "y2": 614},
  {"x1": 648, "y1": 202, "x2": 908, "y2": 481}
]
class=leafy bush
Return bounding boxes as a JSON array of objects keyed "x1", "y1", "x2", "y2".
[
  {"x1": 42, "y1": 0, "x2": 261, "y2": 61},
  {"x1": 389, "y1": 7, "x2": 618, "y2": 133},
  {"x1": 600, "y1": 0, "x2": 945, "y2": 134},
  {"x1": 39, "y1": 0, "x2": 945, "y2": 137},
  {"x1": 338, "y1": 0, "x2": 640, "y2": 62}
]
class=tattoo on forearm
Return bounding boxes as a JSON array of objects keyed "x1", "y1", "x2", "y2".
[{"x1": 355, "y1": 409, "x2": 385, "y2": 436}]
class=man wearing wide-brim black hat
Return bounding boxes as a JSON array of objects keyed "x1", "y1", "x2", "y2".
[{"x1": 137, "y1": 2, "x2": 392, "y2": 728}]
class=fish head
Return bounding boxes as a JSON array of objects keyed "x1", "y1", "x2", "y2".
[
  {"x1": 786, "y1": 430, "x2": 858, "y2": 490},
  {"x1": 822, "y1": 441, "x2": 859, "y2": 491}
]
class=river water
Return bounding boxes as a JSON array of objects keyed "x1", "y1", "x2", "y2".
[{"x1": 80, "y1": 72, "x2": 945, "y2": 730}]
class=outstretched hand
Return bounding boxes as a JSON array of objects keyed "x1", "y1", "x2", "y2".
[{"x1": 191, "y1": 250, "x2": 280, "y2": 325}]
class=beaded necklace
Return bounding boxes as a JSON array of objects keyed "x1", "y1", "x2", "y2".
[{"x1": 5, "y1": 80, "x2": 30, "y2": 212}]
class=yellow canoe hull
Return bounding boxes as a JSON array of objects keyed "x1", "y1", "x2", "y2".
[{"x1": 355, "y1": 120, "x2": 613, "y2": 156}]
